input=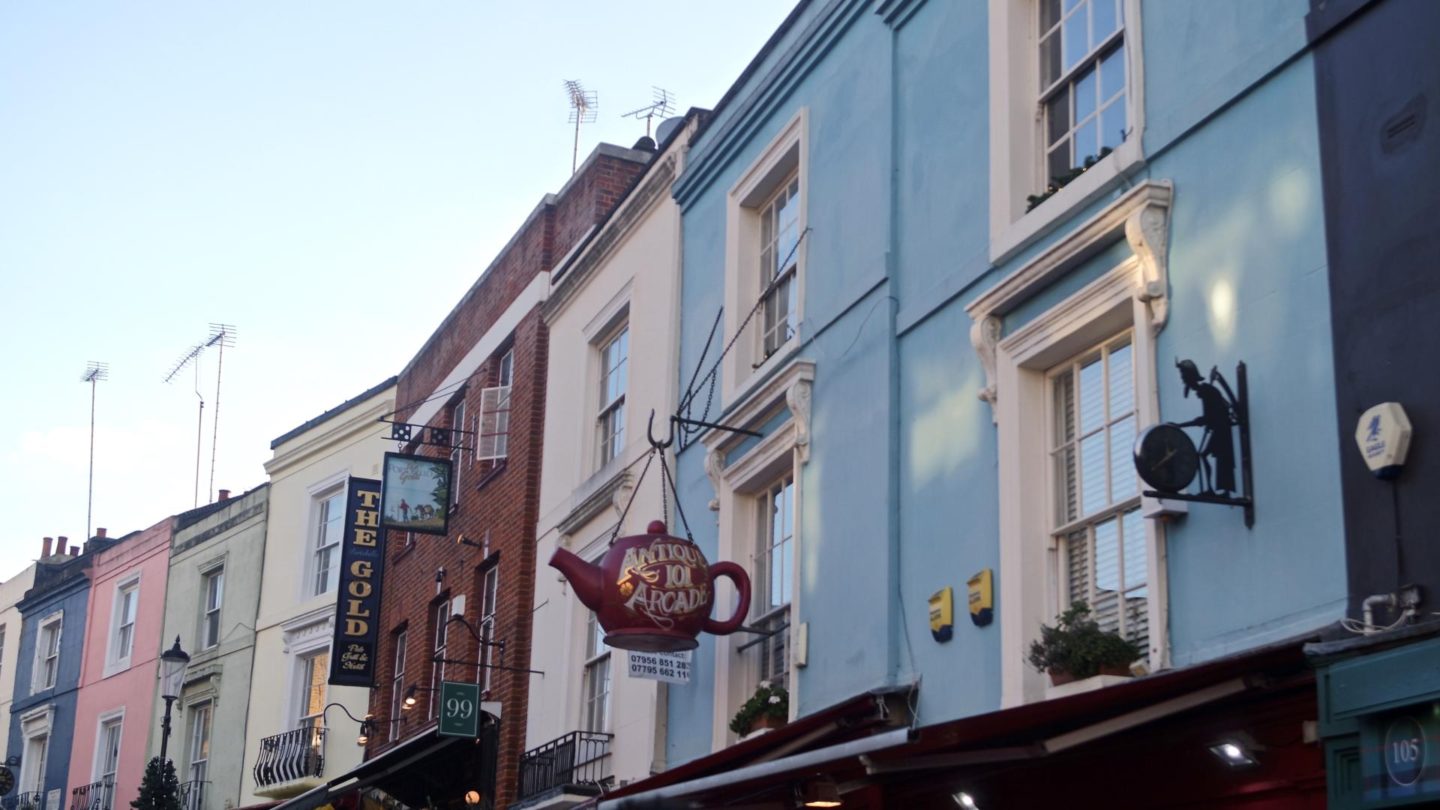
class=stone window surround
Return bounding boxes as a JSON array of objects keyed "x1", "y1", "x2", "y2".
[
  {"x1": 722, "y1": 108, "x2": 809, "y2": 409},
  {"x1": 988, "y1": 0, "x2": 1148, "y2": 264},
  {"x1": 966, "y1": 180, "x2": 1172, "y2": 708},
  {"x1": 701, "y1": 358, "x2": 813, "y2": 753}
]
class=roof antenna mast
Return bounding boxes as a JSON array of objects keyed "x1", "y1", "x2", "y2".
[
  {"x1": 623, "y1": 87, "x2": 675, "y2": 139},
  {"x1": 80, "y1": 361, "x2": 109, "y2": 540},
  {"x1": 205, "y1": 324, "x2": 236, "y2": 506},
  {"x1": 164, "y1": 340, "x2": 207, "y2": 508},
  {"x1": 565, "y1": 80, "x2": 598, "y2": 175}
]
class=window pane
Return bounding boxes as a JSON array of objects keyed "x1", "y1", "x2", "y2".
[
  {"x1": 1094, "y1": 516, "x2": 1120, "y2": 593},
  {"x1": 1101, "y1": 100, "x2": 1127, "y2": 151},
  {"x1": 1063, "y1": 6, "x2": 1088, "y2": 70},
  {"x1": 1054, "y1": 446, "x2": 1078, "y2": 524},
  {"x1": 1040, "y1": 30, "x2": 1063, "y2": 88},
  {"x1": 1108, "y1": 342, "x2": 1133, "y2": 416},
  {"x1": 1045, "y1": 89, "x2": 1070, "y2": 147},
  {"x1": 1074, "y1": 68, "x2": 1098, "y2": 125},
  {"x1": 1040, "y1": 0, "x2": 1062, "y2": 32},
  {"x1": 1073, "y1": 118, "x2": 1099, "y2": 166},
  {"x1": 1064, "y1": 528, "x2": 1089, "y2": 606},
  {"x1": 1122, "y1": 508, "x2": 1147, "y2": 588},
  {"x1": 1100, "y1": 47, "x2": 1126, "y2": 102},
  {"x1": 1078, "y1": 356, "x2": 1104, "y2": 434},
  {"x1": 1048, "y1": 144, "x2": 1072, "y2": 186},
  {"x1": 1052, "y1": 369, "x2": 1075, "y2": 446},
  {"x1": 1081, "y1": 433, "x2": 1107, "y2": 514},
  {"x1": 1093, "y1": 0, "x2": 1118, "y2": 42},
  {"x1": 1109, "y1": 414, "x2": 1137, "y2": 500}
]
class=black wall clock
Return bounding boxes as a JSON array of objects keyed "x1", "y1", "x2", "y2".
[
  {"x1": 0, "y1": 765, "x2": 15, "y2": 796},
  {"x1": 1134, "y1": 424, "x2": 1200, "y2": 493}
]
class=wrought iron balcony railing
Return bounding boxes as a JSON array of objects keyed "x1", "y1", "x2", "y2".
[
  {"x1": 71, "y1": 777, "x2": 115, "y2": 810},
  {"x1": 517, "y1": 730, "x2": 613, "y2": 802},
  {"x1": 4, "y1": 791, "x2": 48, "y2": 810},
  {"x1": 252, "y1": 726, "x2": 327, "y2": 788},
  {"x1": 178, "y1": 779, "x2": 208, "y2": 810}
]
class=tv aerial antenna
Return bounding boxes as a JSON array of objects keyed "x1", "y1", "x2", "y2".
[
  {"x1": 163, "y1": 323, "x2": 237, "y2": 508},
  {"x1": 80, "y1": 361, "x2": 109, "y2": 540},
  {"x1": 565, "y1": 80, "x2": 598, "y2": 175},
  {"x1": 623, "y1": 87, "x2": 675, "y2": 139}
]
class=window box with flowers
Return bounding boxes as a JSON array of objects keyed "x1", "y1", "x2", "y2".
[{"x1": 730, "y1": 681, "x2": 789, "y2": 738}]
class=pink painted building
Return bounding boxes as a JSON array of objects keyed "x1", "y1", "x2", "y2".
[{"x1": 67, "y1": 518, "x2": 173, "y2": 810}]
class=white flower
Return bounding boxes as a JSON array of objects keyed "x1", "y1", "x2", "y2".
[
  {"x1": 757, "y1": 680, "x2": 771, "y2": 690},
  {"x1": 768, "y1": 695, "x2": 782, "y2": 705}
]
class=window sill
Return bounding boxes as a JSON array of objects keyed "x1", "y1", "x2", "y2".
[
  {"x1": 474, "y1": 460, "x2": 508, "y2": 492},
  {"x1": 990, "y1": 139, "x2": 1145, "y2": 266},
  {"x1": 1044, "y1": 673, "x2": 1133, "y2": 701}
]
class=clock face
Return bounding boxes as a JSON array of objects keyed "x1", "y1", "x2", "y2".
[
  {"x1": 1134, "y1": 424, "x2": 1200, "y2": 493},
  {"x1": 0, "y1": 765, "x2": 14, "y2": 796}
]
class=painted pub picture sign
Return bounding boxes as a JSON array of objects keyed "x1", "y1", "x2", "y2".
[
  {"x1": 550, "y1": 520, "x2": 751, "y2": 652},
  {"x1": 380, "y1": 452, "x2": 453, "y2": 536}
]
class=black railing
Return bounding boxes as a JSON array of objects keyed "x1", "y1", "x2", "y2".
[
  {"x1": 178, "y1": 780, "x2": 208, "y2": 810},
  {"x1": 252, "y1": 726, "x2": 327, "y2": 788},
  {"x1": 4, "y1": 791, "x2": 48, "y2": 810},
  {"x1": 517, "y1": 730, "x2": 613, "y2": 802},
  {"x1": 71, "y1": 777, "x2": 115, "y2": 810}
]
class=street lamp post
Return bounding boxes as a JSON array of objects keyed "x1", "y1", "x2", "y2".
[{"x1": 158, "y1": 637, "x2": 191, "y2": 764}]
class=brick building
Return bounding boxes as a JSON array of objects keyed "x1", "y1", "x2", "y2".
[{"x1": 356, "y1": 143, "x2": 652, "y2": 810}]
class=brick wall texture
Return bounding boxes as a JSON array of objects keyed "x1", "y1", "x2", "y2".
[{"x1": 368, "y1": 148, "x2": 648, "y2": 809}]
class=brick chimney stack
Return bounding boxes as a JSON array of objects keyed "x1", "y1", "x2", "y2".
[
  {"x1": 95, "y1": 527, "x2": 107, "y2": 539},
  {"x1": 69, "y1": 545, "x2": 80, "y2": 556}
]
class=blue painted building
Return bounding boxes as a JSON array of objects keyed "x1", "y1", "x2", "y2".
[
  {"x1": 7, "y1": 542, "x2": 101, "y2": 810},
  {"x1": 598, "y1": 0, "x2": 1359, "y2": 807}
]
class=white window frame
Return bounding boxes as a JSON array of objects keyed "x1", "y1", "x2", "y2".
[
  {"x1": 19, "y1": 705, "x2": 52, "y2": 795},
  {"x1": 702, "y1": 360, "x2": 813, "y2": 752},
  {"x1": 104, "y1": 576, "x2": 140, "y2": 675},
  {"x1": 428, "y1": 599, "x2": 449, "y2": 721},
  {"x1": 91, "y1": 709, "x2": 125, "y2": 787},
  {"x1": 309, "y1": 480, "x2": 347, "y2": 598},
  {"x1": 722, "y1": 108, "x2": 808, "y2": 407},
  {"x1": 32, "y1": 611, "x2": 62, "y2": 694},
  {"x1": 987, "y1": 0, "x2": 1146, "y2": 263},
  {"x1": 752, "y1": 475, "x2": 795, "y2": 689},
  {"x1": 581, "y1": 607, "x2": 610, "y2": 733},
  {"x1": 389, "y1": 628, "x2": 407, "y2": 742},
  {"x1": 186, "y1": 701, "x2": 212, "y2": 788},
  {"x1": 477, "y1": 349, "x2": 514, "y2": 462},
  {"x1": 477, "y1": 567, "x2": 499, "y2": 694},
  {"x1": 200, "y1": 564, "x2": 224, "y2": 650},
  {"x1": 449, "y1": 397, "x2": 466, "y2": 508},
  {"x1": 595, "y1": 321, "x2": 629, "y2": 470},
  {"x1": 294, "y1": 648, "x2": 329, "y2": 732},
  {"x1": 967, "y1": 183, "x2": 1174, "y2": 707}
]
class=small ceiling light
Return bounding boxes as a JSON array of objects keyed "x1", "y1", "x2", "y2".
[
  {"x1": 1209, "y1": 739, "x2": 1259, "y2": 767},
  {"x1": 952, "y1": 792, "x2": 978, "y2": 809},
  {"x1": 797, "y1": 777, "x2": 842, "y2": 808},
  {"x1": 464, "y1": 791, "x2": 482, "y2": 807},
  {"x1": 403, "y1": 685, "x2": 418, "y2": 709}
]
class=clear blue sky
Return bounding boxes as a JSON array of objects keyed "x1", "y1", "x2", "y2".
[{"x1": 0, "y1": 2, "x2": 800, "y2": 581}]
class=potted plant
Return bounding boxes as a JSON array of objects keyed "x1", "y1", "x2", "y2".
[
  {"x1": 729, "y1": 681, "x2": 789, "y2": 736},
  {"x1": 1027, "y1": 601, "x2": 1143, "y2": 686}
]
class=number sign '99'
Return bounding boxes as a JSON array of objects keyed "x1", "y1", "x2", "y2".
[{"x1": 439, "y1": 681, "x2": 481, "y2": 738}]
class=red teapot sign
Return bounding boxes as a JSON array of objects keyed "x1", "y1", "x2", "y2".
[{"x1": 550, "y1": 520, "x2": 751, "y2": 652}]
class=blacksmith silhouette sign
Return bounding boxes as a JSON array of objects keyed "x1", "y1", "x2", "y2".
[{"x1": 1174, "y1": 359, "x2": 1240, "y2": 496}]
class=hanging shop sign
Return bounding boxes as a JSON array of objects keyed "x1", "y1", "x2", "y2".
[
  {"x1": 1133, "y1": 359, "x2": 1255, "y2": 527},
  {"x1": 329, "y1": 477, "x2": 385, "y2": 687},
  {"x1": 438, "y1": 680, "x2": 482, "y2": 739},
  {"x1": 550, "y1": 520, "x2": 751, "y2": 652},
  {"x1": 0, "y1": 765, "x2": 13, "y2": 796},
  {"x1": 628, "y1": 649, "x2": 693, "y2": 683},
  {"x1": 380, "y1": 452, "x2": 454, "y2": 536}
]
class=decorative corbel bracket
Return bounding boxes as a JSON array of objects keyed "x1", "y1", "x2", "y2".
[
  {"x1": 1126, "y1": 198, "x2": 1171, "y2": 336},
  {"x1": 705, "y1": 448, "x2": 725, "y2": 511},
  {"x1": 971, "y1": 316, "x2": 1002, "y2": 422},
  {"x1": 785, "y1": 378, "x2": 813, "y2": 464}
]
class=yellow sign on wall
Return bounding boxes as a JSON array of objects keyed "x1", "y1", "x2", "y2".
[
  {"x1": 928, "y1": 587, "x2": 953, "y2": 642},
  {"x1": 968, "y1": 569, "x2": 993, "y2": 626}
]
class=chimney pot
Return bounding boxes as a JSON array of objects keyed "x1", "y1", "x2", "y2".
[
  {"x1": 96, "y1": 527, "x2": 107, "y2": 539},
  {"x1": 218, "y1": 489, "x2": 231, "y2": 502},
  {"x1": 42, "y1": 537, "x2": 53, "y2": 558},
  {"x1": 70, "y1": 545, "x2": 80, "y2": 557},
  {"x1": 58, "y1": 536, "x2": 68, "y2": 546}
]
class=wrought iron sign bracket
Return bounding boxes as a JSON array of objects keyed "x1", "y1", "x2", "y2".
[
  {"x1": 1135, "y1": 361, "x2": 1255, "y2": 528},
  {"x1": 734, "y1": 620, "x2": 791, "y2": 654},
  {"x1": 431, "y1": 656, "x2": 545, "y2": 677},
  {"x1": 379, "y1": 418, "x2": 475, "y2": 451}
]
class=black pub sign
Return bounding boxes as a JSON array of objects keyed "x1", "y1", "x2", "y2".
[{"x1": 329, "y1": 477, "x2": 386, "y2": 687}]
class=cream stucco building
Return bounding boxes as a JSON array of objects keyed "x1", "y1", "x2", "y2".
[
  {"x1": 522, "y1": 117, "x2": 700, "y2": 808},
  {"x1": 240, "y1": 378, "x2": 395, "y2": 804},
  {"x1": 0, "y1": 562, "x2": 37, "y2": 765}
]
